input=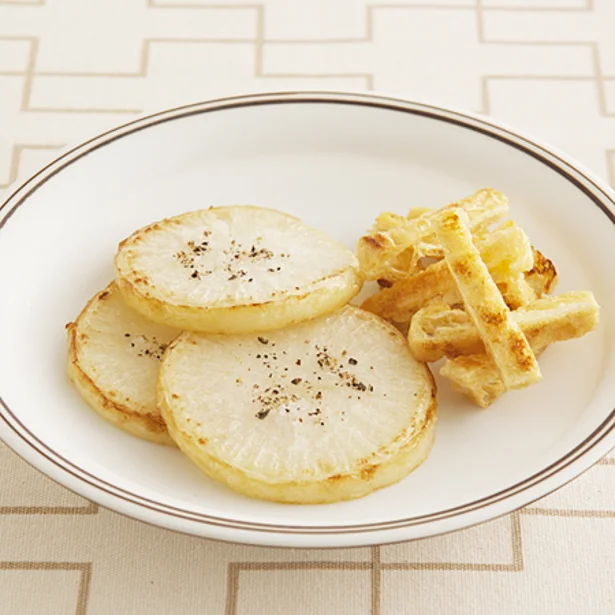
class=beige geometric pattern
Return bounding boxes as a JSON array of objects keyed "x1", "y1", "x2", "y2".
[
  {"x1": 0, "y1": 562, "x2": 91, "y2": 615},
  {"x1": 1, "y1": 1, "x2": 615, "y2": 614}
]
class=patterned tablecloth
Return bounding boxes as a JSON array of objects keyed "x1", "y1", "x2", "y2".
[{"x1": 1, "y1": 1, "x2": 615, "y2": 614}]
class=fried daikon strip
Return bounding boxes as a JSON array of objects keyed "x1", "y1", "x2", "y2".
[
  {"x1": 409, "y1": 291, "x2": 599, "y2": 362},
  {"x1": 440, "y1": 353, "x2": 543, "y2": 408},
  {"x1": 497, "y1": 274, "x2": 537, "y2": 310},
  {"x1": 361, "y1": 221, "x2": 533, "y2": 323},
  {"x1": 407, "y1": 207, "x2": 433, "y2": 219},
  {"x1": 357, "y1": 188, "x2": 508, "y2": 280},
  {"x1": 432, "y1": 209, "x2": 541, "y2": 390},
  {"x1": 526, "y1": 247, "x2": 558, "y2": 296}
]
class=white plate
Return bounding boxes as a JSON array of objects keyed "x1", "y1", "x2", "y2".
[{"x1": 1, "y1": 92, "x2": 614, "y2": 548}]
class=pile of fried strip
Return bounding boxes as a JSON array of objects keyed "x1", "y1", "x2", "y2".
[{"x1": 358, "y1": 189, "x2": 600, "y2": 407}]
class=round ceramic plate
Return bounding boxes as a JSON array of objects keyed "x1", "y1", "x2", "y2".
[{"x1": 1, "y1": 92, "x2": 614, "y2": 548}]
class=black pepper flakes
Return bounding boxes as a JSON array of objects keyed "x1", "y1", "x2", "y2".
[
  {"x1": 291, "y1": 378, "x2": 302, "y2": 385},
  {"x1": 258, "y1": 337, "x2": 269, "y2": 345},
  {"x1": 348, "y1": 358, "x2": 358, "y2": 365}
]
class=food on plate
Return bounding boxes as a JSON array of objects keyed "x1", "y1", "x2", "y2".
[
  {"x1": 439, "y1": 353, "x2": 525, "y2": 408},
  {"x1": 409, "y1": 291, "x2": 599, "y2": 363},
  {"x1": 357, "y1": 188, "x2": 599, "y2": 407},
  {"x1": 439, "y1": 290, "x2": 599, "y2": 407},
  {"x1": 525, "y1": 247, "x2": 558, "y2": 296},
  {"x1": 115, "y1": 206, "x2": 363, "y2": 333},
  {"x1": 68, "y1": 206, "x2": 438, "y2": 502},
  {"x1": 496, "y1": 273, "x2": 536, "y2": 310},
  {"x1": 65, "y1": 187, "x2": 599, "y2": 502},
  {"x1": 66, "y1": 282, "x2": 178, "y2": 445},
  {"x1": 432, "y1": 209, "x2": 541, "y2": 390},
  {"x1": 361, "y1": 220, "x2": 533, "y2": 323},
  {"x1": 357, "y1": 188, "x2": 508, "y2": 283},
  {"x1": 439, "y1": 343, "x2": 550, "y2": 409},
  {"x1": 158, "y1": 306, "x2": 437, "y2": 504}
]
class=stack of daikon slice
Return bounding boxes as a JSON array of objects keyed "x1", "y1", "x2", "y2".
[{"x1": 67, "y1": 206, "x2": 437, "y2": 504}]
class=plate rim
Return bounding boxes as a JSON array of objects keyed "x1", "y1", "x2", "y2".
[{"x1": 1, "y1": 90, "x2": 614, "y2": 546}]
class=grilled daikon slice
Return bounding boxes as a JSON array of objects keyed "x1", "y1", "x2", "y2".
[
  {"x1": 115, "y1": 206, "x2": 363, "y2": 333},
  {"x1": 159, "y1": 306, "x2": 437, "y2": 504},
  {"x1": 66, "y1": 282, "x2": 178, "y2": 445}
]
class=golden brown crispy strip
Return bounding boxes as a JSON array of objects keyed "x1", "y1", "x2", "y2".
[
  {"x1": 407, "y1": 207, "x2": 433, "y2": 219},
  {"x1": 432, "y1": 209, "x2": 541, "y2": 390},
  {"x1": 361, "y1": 221, "x2": 533, "y2": 323},
  {"x1": 409, "y1": 290, "x2": 599, "y2": 362},
  {"x1": 497, "y1": 273, "x2": 537, "y2": 309},
  {"x1": 357, "y1": 188, "x2": 509, "y2": 280},
  {"x1": 525, "y1": 247, "x2": 558, "y2": 296},
  {"x1": 362, "y1": 259, "x2": 460, "y2": 322},
  {"x1": 440, "y1": 354, "x2": 513, "y2": 408},
  {"x1": 440, "y1": 342, "x2": 551, "y2": 408}
]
